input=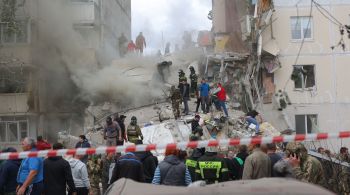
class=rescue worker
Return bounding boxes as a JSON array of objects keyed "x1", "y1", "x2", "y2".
[
  {"x1": 180, "y1": 78, "x2": 190, "y2": 115},
  {"x1": 157, "y1": 61, "x2": 172, "y2": 83},
  {"x1": 103, "y1": 116, "x2": 122, "y2": 146},
  {"x1": 178, "y1": 69, "x2": 186, "y2": 84},
  {"x1": 127, "y1": 40, "x2": 136, "y2": 53},
  {"x1": 118, "y1": 33, "x2": 128, "y2": 57},
  {"x1": 337, "y1": 147, "x2": 350, "y2": 194},
  {"x1": 185, "y1": 148, "x2": 205, "y2": 182},
  {"x1": 286, "y1": 142, "x2": 325, "y2": 186},
  {"x1": 135, "y1": 32, "x2": 146, "y2": 54},
  {"x1": 191, "y1": 115, "x2": 203, "y2": 140},
  {"x1": 126, "y1": 116, "x2": 143, "y2": 144},
  {"x1": 195, "y1": 146, "x2": 229, "y2": 184},
  {"x1": 189, "y1": 66, "x2": 198, "y2": 97},
  {"x1": 170, "y1": 85, "x2": 181, "y2": 119},
  {"x1": 87, "y1": 155, "x2": 103, "y2": 195}
]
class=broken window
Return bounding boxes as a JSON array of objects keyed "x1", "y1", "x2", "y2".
[
  {"x1": 0, "y1": 116, "x2": 28, "y2": 143},
  {"x1": 290, "y1": 16, "x2": 312, "y2": 40},
  {"x1": 295, "y1": 114, "x2": 318, "y2": 134},
  {"x1": 0, "y1": 66, "x2": 30, "y2": 93},
  {"x1": 0, "y1": 20, "x2": 29, "y2": 44},
  {"x1": 291, "y1": 65, "x2": 315, "y2": 89}
]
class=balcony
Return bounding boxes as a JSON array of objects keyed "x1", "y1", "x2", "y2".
[
  {"x1": 0, "y1": 93, "x2": 29, "y2": 113},
  {"x1": 70, "y1": 0, "x2": 100, "y2": 28}
]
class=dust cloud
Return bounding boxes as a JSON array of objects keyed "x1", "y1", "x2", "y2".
[{"x1": 33, "y1": 0, "x2": 204, "y2": 110}]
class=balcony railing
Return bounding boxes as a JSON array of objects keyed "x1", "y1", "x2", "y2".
[{"x1": 0, "y1": 93, "x2": 29, "y2": 113}]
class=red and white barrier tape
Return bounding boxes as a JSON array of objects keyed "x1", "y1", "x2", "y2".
[{"x1": 1, "y1": 131, "x2": 350, "y2": 160}]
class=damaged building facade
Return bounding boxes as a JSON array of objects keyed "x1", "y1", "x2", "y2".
[
  {"x1": 0, "y1": 0, "x2": 131, "y2": 148},
  {"x1": 211, "y1": 0, "x2": 350, "y2": 145}
]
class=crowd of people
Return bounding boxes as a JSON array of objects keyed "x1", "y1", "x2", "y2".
[
  {"x1": 118, "y1": 32, "x2": 146, "y2": 57},
  {"x1": 1, "y1": 133, "x2": 349, "y2": 195},
  {"x1": 170, "y1": 67, "x2": 229, "y2": 120}
]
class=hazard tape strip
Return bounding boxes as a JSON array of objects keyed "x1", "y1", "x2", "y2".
[{"x1": 1, "y1": 131, "x2": 350, "y2": 160}]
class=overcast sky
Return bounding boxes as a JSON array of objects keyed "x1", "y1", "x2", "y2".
[{"x1": 131, "y1": 0, "x2": 212, "y2": 54}]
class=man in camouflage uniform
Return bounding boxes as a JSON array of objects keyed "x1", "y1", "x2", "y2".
[
  {"x1": 337, "y1": 147, "x2": 350, "y2": 194},
  {"x1": 189, "y1": 66, "x2": 198, "y2": 97},
  {"x1": 87, "y1": 155, "x2": 103, "y2": 195},
  {"x1": 102, "y1": 153, "x2": 118, "y2": 193},
  {"x1": 178, "y1": 69, "x2": 186, "y2": 83},
  {"x1": 126, "y1": 116, "x2": 143, "y2": 144},
  {"x1": 286, "y1": 142, "x2": 325, "y2": 186},
  {"x1": 170, "y1": 85, "x2": 181, "y2": 119}
]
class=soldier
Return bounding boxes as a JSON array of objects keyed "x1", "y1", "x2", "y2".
[
  {"x1": 101, "y1": 153, "x2": 118, "y2": 193},
  {"x1": 178, "y1": 69, "x2": 186, "y2": 83},
  {"x1": 286, "y1": 142, "x2": 325, "y2": 186},
  {"x1": 337, "y1": 147, "x2": 350, "y2": 194},
  {"x1": 170, "y1": 85, "x2": 181, "y2": 119},
  {"x1": 87, "y1": 155, "x2": 103, "y2": 195},
  {"x1": 189, "y1": 66, "x2": 198, "y2": 97},
  {"x1": 126, "y1": 116, "x2": 143, "y2": 144}
]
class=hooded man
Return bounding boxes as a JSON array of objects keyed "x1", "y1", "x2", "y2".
[
  {"x1": 189, "y1": 66, "x2": 198, "y2": 96},
  {"x1": 104, "y1": 116, "x2": 122, "y2": 146},
  {"x1": 133, "y1": 140, "x2": 158, "y2": 183},
  {"x1": 68, "y1": 155, "x2": 90, "y2": 195}
]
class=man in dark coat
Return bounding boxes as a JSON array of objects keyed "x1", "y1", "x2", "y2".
[
  {"x1": 44, "y1": 143, "x2": 76, "y2": 195},
  {"x1": 110, "y1": 153, "x2": 144, "y2": 183},
  {"x1": 0, "y1": 147, "x2": 21, "y2": 194},
  {"x1": 134, "y1": 141, "x2": 158, "y2": 183}
]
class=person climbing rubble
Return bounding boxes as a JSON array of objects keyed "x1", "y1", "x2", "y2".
[
  {"x1": 170, "y1": 85, "x2": 181, "y2": 119},
  {"x1": 126, "y1": 116, "x2": 143, "y2": 144},
  {"x1": 191, "y1": 115, "x2": 203, "y2": 140},
  {"x1": 135, "y1": 32, "x2": 146, "y2": 54},
  {"x1": 216, "y1": 83, "x2": 229, "y2": 117},
  {"x1": 245, "y1": 110, "x2": 261, "y2": 135},
  {"x1": 189, "y1": 66, "x2": 198, "y2": 97}
]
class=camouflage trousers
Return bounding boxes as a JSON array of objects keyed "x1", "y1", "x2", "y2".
[
  {"x1": 172, "y1": 102, "x2": 180, "y2": 119},
  {"x1": 90, "y1": 186, "x2": 101, "y2": 195}
]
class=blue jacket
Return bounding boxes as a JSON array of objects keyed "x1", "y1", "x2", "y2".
[
  {"x1": 199, "y1": 83, "x2": 210, "y2": 97},
  {"x1": 0, "y1": 159, "x2": 22, "y2": 192},
  {"x1": 75, "y1": 139, "x2": 91, "y2": 148}
]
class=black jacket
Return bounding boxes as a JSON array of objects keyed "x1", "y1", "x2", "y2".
[
  {"x1": 44, "y1": 157, "x2": 76, "y2": 195},
  {"x1": 116, "y1": 119, "x2": 126, "y2": 138},
  {"x1": 185, "y1": 148, "x2": 204, "y2": 182},
  {"x1": 0, "y1": 159, "x2": 21, "y2": 193},
  {"x1": 110, "y1": 153, "x2": 144, "y2": 183},
  {"x1": 158, "y1": 155, "x2": 187, "y2": 186},
  {"x1": 134, "y1": 151, "x2": 158, "y2": 183},
  {"x1": 195, "y1": 152, "x2": 229, "y2": 184},
  {"x1": 178, "y1": 83, "x2": 190, "y2": 99}
]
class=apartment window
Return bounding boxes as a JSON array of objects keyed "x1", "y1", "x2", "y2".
[
  {"x1": 295, "y1": 114, "x2": 318, "y2": 134},
  {"x1": 292, "y1": 65, "x2": 315, "y2": 89},
  {"x1": 0, "y1": 20, "x2": 29, "y2": 44},
  {"x1": 290, "y1": 16, "x2": 312, "y2": 40},
  {"x1": 0, "y1": 116, "x2": 28, "y2": 143}
]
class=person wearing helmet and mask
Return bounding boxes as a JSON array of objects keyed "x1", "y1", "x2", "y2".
[
  {"x1": 126, "y1": 116, "x2": 143, "y2": 144},
  {"x1": 189, "y1": 66, "x2": 198, "y2": 97},
  {"x1": 178, "y1": 69, "x2": 186, "y2": 84},
  {"x1": 195, "y1": 146, "x2": 229, "y2": 184},
  {"x1": 286, "y1": 142, "x2": 325, "y2": 186}
]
